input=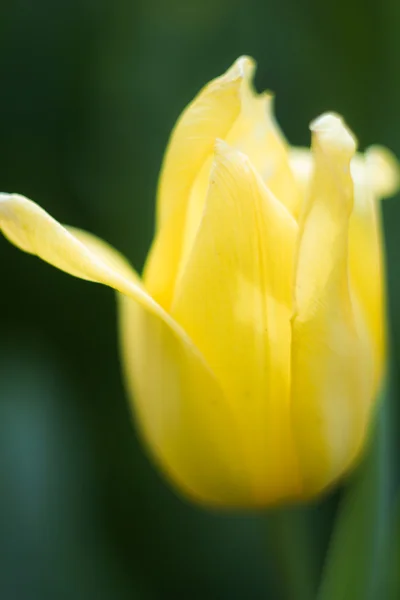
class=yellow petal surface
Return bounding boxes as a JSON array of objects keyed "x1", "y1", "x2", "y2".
[
  {"x1": 171, "y1": 141, "x2": 302, "y2": 505},
  {"x1": 156, "y1": 57, "x2": 251, "y2": 230},
  {"x1": 226, "y1": 92, "x2": 301, "y2": 217},
  {"x1": 290, "y1": 145, "x2": 399, "y2": 394},
  {"x1": 0, "y1": 192, "x2": 250, "y2": 506},
  {"x1": 348, "y1": 146, "x2": 399, "y2": 392},
  {"x1": 119, "y1": 294, "x2": 252, "y2": 506},
  {"x1": 291, "y1": 115, "x2": 374, "y2": 495},
  {"x1": 290, "y1": 144, "x2": 398, "y2": 202},
  {"x1": 145, "y1": 56, "x2": 300, "y2": 311},
  {"x1": 144, "y1": 56, "x2": 252, "y2": 309},
  {"x1": 288, "y1": 147, "x2": 314, "y2": 197}
]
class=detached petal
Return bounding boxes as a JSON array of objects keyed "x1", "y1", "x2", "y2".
[
  {"x1": 291, "y1": 115, "x2": 374, "y2": 495},
  {"x1": 0, "y1": 192, "x2": 251, "y2": 506},
  {"x1": 171, "y1": 141, "x2": 301, "y2": 505}
]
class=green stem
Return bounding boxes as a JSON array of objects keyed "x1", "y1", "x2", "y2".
[
  {"x1": 265, "y1": 507, "x2": 318, "y2": 600},
  {"x1": 317, "y1": 383, "x2": 392, "y2": 600}
]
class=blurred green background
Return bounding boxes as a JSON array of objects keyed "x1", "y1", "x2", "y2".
[{"x1": 1, "y1": 1, "x2": 400, "y2": 599}]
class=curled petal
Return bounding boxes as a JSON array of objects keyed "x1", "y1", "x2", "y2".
[{"x1": 0, "y1": 192, "x2": 252, "y2": 506}]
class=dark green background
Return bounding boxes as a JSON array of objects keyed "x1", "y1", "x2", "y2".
[{"x1": 0, "y1": 1, "x2": 399, "y2": 599}]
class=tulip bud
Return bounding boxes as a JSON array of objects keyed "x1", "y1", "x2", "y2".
[{"x1": 0, "y1": 57, "x2": 398, "y2": 507}]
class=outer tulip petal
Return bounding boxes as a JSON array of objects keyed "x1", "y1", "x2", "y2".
[
  {"x1": 349, "y1": 146, "x2": 399, "y2": 382},
  {"x1": 0, "y1": 193, "x2": 155, "y2": 306},
  {"x1": 119, "y1": 294, "x2": 255, "y2": 507},
  {"x1": 144, "y1": 56, "x2": 253, "y2": 309},
  {"x1": 290, "y1": 145, "x2": 399, "y2": 202},
  {"x1": 360, "y1": 145, "x2": 399, "y2": 198},
  {"x1": 171, "y1": 140, "x2": 302, "y2": 505},
  {"x1": 290, "y1": 145, "x2": 399, "y2": 394},
  {"x1": 0, "y1": 192, "x2": 252, "y2": 506},
  {"x1": 145, "y1": 57, "x2": 300, "y2": 310},
  {"x1": 348, "y1": 190, "x2": 385, "y2": 395},
  {"x1": 348, "y1": 147, "x2": 398, "y2": 393},
  {"x1": 291, "y1": 114, "x2": 374, "y2": 495},
  {"x1": 156, "y1": 56, "x2": 252, "y2": 230}
]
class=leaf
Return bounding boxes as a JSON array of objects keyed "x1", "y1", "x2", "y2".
[
  {"x1": 388, "y1": 493, "x2": 400, "y2": 600},
  {"x1": 317, "y1": 382, "x2": 392, "y2": 600}
]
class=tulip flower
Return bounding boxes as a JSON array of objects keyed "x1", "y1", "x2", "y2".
[{"x1": 0, "y1": 57, "x2": 398, "y2": 508}]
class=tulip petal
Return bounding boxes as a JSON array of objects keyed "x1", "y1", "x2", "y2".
[
  {"x1": 142, "y1": 195, "x2": 188, "y2": 310},
  {"x1": 290, "y1": 145, "x2": 399, "y2": 202},
  {"x1": 288, "y1": 147, "x2": 314, "y2": 197},
  {"x1": 291, "y1": 114, "x2": 375, "y2": 494},
  {"x1": 156, "y1": 56, "x2": 253, "y2": 230},
  {"x1": 119, "y1": 294, "x2": 253, "y2": 507},
  {"x1": 171, "y1": 141, "x2": 302, "y2": 505},
  {"x1": 145, "y1": 56, "x2": 300, "y2": 310},
  {"x1": 348, "y1": 147, "x2": 399, "y2": 392},
  {"x1": 0, "y1": 192, "x2": 251, "y2": 505},
  {"x1": 144, "y1": 57, "x2": 253, "y2": 310},
  {"x1": 226, "y1": 92, "x2": 301, "y2": 217},
  {"x1": 290, "y1": 145, "x2": 399, "y2": 395},
  {"x1": 0, "y1": 193, "x2": 154, "y2": 304}
]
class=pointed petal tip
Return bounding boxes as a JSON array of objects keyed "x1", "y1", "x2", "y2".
[
  {"x1": 232, "y1": 55, "x2": 256, "y2": 79},
  {"x1": 0, "y1": 193, "x2": 30, "y2": 217},
  {"x1": 0, "y1": 192, "x2": 24, "y2": 198},
  {"x1": 0, "y1": 192, "x2": 15, "y2": 204},
  {"x1": 0, "y1": 192, "x2": 28, "y2": 205},
  {"x1": 310, "y1": 112, "x2": 357, "y2": 157},
  {"x1": 220, "y1": 56, "x2": 257, "y2": 91},
  {"x1": 310, "y1": 112, "x2": 344, "y2": 133}
]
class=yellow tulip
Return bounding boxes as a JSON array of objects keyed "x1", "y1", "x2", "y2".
[{"x1": 0, "y1": 57, "x2": 398, "y2": 508}]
